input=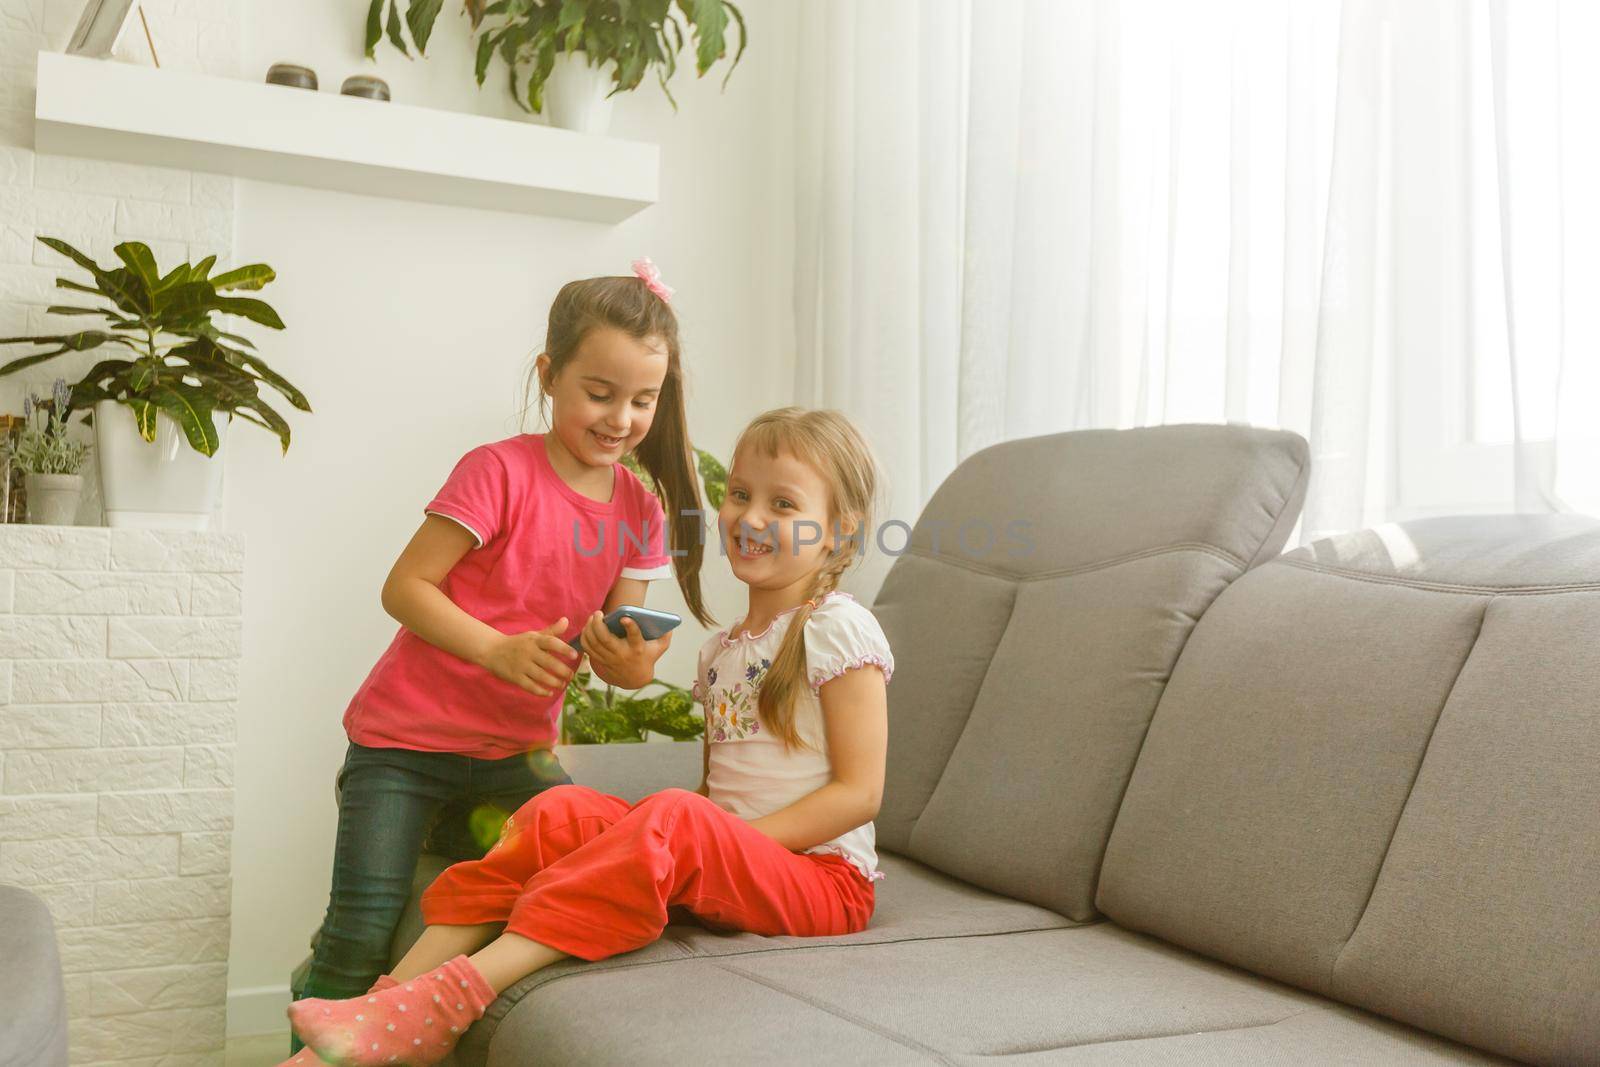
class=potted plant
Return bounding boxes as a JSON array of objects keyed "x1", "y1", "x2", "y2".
[
  {"x1": 561, "y1": 666, "x2": 703, "y2": 744},
  {"x1": 365, "y1": 0, "x2": 747, "y2": 134},
  {"x1": 12, "y1": 379, "x2": 92, "y2": 525},
  {"x1": 0, "y1": 236, "x2": 310, "y2": 530}
]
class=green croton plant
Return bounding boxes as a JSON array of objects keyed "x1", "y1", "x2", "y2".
[{"x1": 0, "y1": 237, "x2": 310, "y2": 456}]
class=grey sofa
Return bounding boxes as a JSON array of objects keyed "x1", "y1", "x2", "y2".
[
  {"x1": 0, "y1": 885, "x2": 68, "y2": 1066},
  {"x1": 394, "y1": 424, "x2": 1597, "y2": 1066}
]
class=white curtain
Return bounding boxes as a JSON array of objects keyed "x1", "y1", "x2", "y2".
[{"x1": 794, "y1": 0, "x2": 1600, "y2": 550}]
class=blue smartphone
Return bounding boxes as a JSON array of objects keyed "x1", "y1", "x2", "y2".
[{"x1": 568, "y1": 606, "x2": 682, "y2": 651}]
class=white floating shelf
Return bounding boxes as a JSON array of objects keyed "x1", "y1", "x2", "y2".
[{"x1": 33, "y1": 51, "x2": 658, "y2": 223}]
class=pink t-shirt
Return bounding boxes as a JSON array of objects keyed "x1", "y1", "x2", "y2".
[{"x1": 344, "y1": 433, "x2": 674, "y2": 759}]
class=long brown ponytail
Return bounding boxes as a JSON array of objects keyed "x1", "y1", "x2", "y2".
[
  {"x1": 529, "y1": 275, "x2": 713, "y2": 627},
  {"x1": 738, "y1": 408, "x2": 880, "y2": 752}
]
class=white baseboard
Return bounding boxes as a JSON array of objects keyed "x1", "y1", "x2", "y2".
[{"x1": 228, "y1": 985, "x2": 291, "y2": 1038}]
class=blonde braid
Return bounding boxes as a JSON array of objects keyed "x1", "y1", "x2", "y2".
[{"x1": 760, "y1": 539, "x2": 859, "y2": 752}]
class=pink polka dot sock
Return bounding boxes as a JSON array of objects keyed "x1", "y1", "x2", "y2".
[
  {"x1": 278, "y1": 1046, "x2": 327, "y2": 1067},
  {"x1": 287, "y1": 956, "x2": 495, "y2": 1067},
  {"x1": 275, "y1": 976, "x2": 399, "y2": 1067}
]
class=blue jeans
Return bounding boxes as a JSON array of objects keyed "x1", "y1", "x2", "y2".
[{"x1": 292, "y1": 742, "x2": 571, "y2": 1047}]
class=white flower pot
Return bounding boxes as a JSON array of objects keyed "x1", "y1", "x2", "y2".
[
  {"x1": 95, "y1": 400, "x2": 227, "y2": 530},
  {"x1": 24, "y1": 472, "x2": 83, "y2": 526},
  {"x1": 544, "y1": 51, "x2": 616, "y2": 134}
]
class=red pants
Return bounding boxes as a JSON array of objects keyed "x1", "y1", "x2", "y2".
[{"x1": 419, "y1": 785, "x2": 876, "y2": 961}]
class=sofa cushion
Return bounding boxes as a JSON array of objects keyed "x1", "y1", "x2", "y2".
[
  {"x1": 869, "y1": 556, "x2": 1016, "y2": 854},
  {"x1": 1101, "y1": 515, "x2": 1600, "y2": 1065},
  {"x1": 451, "y1": 850, "x2": 1078, "y2": 1064},
  {"x1": 873, "y1": 425, "x2": 1310, "y2": 922},
  {"x1": 1094, "y1": 561, "x2": 1487, "y2": 991},
  {"x1": 476, "y1": 924, "x2": 1506, "y2": 1065},
  {"x1": 1322, "y1": 521, "x2": 1600, "y2": 1065},
  {"x1": 487, "y1": 959, "x2": 930, "y2": 1066}
]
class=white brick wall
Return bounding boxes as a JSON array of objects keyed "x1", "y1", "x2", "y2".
[
  {"x1": 0, "y1": 527, "x2": 242, "y2": 1066},
  {"x1": 1, "y1": 0, "x2": 243, "y2": 526}
]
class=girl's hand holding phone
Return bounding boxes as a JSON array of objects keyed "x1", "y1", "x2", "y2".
[
  {"x1": 581, "y1": 609, "x2": 672, "y2": 690},
  {"x1": 479, "y1": 617, "x2": 581, "y2": 697}
]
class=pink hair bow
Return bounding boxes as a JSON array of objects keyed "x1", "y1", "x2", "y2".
[{"x1": 632, "y1": 257, "x2": 675, "y2": 304}]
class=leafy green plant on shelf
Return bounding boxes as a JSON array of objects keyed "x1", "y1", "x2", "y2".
[
  {"x1": 0, "y1": 236, "x2": 309, "y2": 456},
  {"x1": 560, "y1": 446, "x2": 726, "y2": 744},
  {"x1": 363, "y1": 0, "x2": 746, "y2": 115}
]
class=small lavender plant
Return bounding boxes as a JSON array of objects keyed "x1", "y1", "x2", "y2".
[{"x1": 14, "y1": 379, "x2": 91, "y2": 476}]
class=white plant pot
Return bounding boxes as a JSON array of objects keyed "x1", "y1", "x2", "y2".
[
  {"x1": 95, "y1": 400, "x2": 227, "y2": 530},
  {"x1": 24, "y1": 472, "x2": 83, "y2": 526},
  {"x1": 543, "y1": 51, "x2": 616, "y2": 134}
]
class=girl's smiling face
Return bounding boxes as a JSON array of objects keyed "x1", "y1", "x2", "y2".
[
  {"x1": 719, "y1": 446, "x2": 840, "y2": 592},
  {"x1": 538, "y1": 325, "x2": 668, "y2": 467}
]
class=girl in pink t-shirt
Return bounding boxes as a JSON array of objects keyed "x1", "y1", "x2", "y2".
[{"x1": 290, "y1": 261, "x2": 714, "y2": 1052}]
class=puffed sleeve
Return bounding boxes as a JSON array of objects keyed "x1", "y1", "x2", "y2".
[
  {"x1": 802, "y1": 595, "x2": 894, "y2": 693},
  {"x1": 425, "y1": 445, "x2": 510, "y2": 548}
]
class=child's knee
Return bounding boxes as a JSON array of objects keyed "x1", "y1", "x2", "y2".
[
  {"x1": 636, "y1": 786, "x2": 695, "y2": 806},
  {"x1": 633, "y1": 787, "x2": 715, "y2": 823},
  {"x1": 513, "y1": 782, "x2": 600, "y2": 825}
]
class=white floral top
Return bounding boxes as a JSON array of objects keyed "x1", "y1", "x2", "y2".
[{"x1": 690, "y1": 591, "x2": 894, "y2": 882}]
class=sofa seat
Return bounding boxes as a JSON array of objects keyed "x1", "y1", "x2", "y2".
[
  {"x1": 448, "y1": 849, "x2": 1081, "y2": 1064},
  {"x1": 474, "y1": 922, "x2": 1511, "y2": 1066}
]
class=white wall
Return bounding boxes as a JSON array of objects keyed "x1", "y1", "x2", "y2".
[{"x1": 223, "y1": 0, "x2": 797, "y2": 1030}]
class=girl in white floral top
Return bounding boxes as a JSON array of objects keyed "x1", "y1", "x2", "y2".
[{"x1": 284, "y1": 407, "x2": 893, "y2": 1067}]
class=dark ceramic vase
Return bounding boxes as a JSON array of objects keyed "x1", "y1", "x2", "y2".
[
  {"x1": 265, "y1": 63, "x2": 318, "y2": 90},
  {"x1": 340, "y1": 75, "x2": 392, "y2": 102}
]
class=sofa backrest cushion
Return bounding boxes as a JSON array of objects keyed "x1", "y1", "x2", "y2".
[
  {"x1": 1097, "y1": 515, "x2": 1600, "y2": 1064},
  {"x1": 872, "y1": 424, "x2": 1310, "y2": 922}
]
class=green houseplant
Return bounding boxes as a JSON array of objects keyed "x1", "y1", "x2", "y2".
[
  {"x1": 0, "y1": 236, "x2": 311, "y2": 528},
  {"x1": 365, "y1": 0, "x2": 746, "y2": 132},
  {"x1": 560, "y1": 446, "x2": 727, "y2": 743},
  {"x1": 561, "y1": 666, "x2": 701, "y2": 744}
]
